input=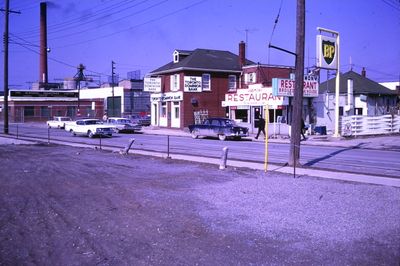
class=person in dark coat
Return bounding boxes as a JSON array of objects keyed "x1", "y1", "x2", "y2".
[
  {"x1": 255, "y1": 115, "x2": 266, "y2": 139},
  {"x1": 301, "y1": 118, "x2": 307, "y2": 140}
]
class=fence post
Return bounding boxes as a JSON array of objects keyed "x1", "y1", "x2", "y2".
[
  {"x1": 99, "y1": 134, "x2": 102, "y2": 150},
  {"x1": 219, "y1": 147, "x2": 229, "y2": 170},
  {"x1": 167, "y1": 135, "x2": 170, "y2": 158},
  {"x1": 121, "y1": 138, "x2": 135, "y2": 155},
  {"x1": 47, "y1": 126, "x2": 50, "y2": 144}
]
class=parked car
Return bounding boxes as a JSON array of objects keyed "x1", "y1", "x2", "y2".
[
  {"x1": 105, "y1": 117, "x2": 142, "y2": 133},
  {"x1": 130, "y1": 114, "x2": 151, "y2": 127},
  {"x1": 188, "y1": 118, "x2": 249, "y2": 141},
  {"x1": 66, "y1": 119, "x2": 115, "y2": 138},
  {"x1": 46, "y1": 116, "x2": 73, "y2": 129}
]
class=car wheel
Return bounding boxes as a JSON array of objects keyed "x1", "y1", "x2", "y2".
[
  {"x1": 218, "y1": 134, "x2": 226, "y2": 141},
  {"x1": 70, "y1": 130, "x2": 76, "y2": 136},
  {"x1": 191, "y1": 129, "x2": 199, "y2": 139},
  {"x1": 88, "y1": 130, "x2": 94, "y2": 138}
]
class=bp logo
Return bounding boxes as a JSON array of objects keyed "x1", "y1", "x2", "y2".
[{"x1": 322, "y1": 40, "x2": 335, "y2": 65}]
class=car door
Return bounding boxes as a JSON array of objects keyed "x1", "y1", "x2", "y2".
[{"x1": 210, "y1": 119, "x2": 222, "y2": 137}]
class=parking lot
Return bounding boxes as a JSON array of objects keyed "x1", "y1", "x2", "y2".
[{"x1": 0, "y1": 142, "x2": 399, "y2": 265}]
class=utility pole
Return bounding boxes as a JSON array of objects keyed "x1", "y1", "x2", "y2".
[
  {"x1": 111, "y1": 61, "x2": 116, "y2": 117},
  {"x1": 289, "y1": 0, "x2": 305, "y2": 166},
  {"x1": 2, "y1": 0, "x2": 21, "y2": 134},
  {"x1": 74, "y1": 64, "x2": 85, "y2": 117}
]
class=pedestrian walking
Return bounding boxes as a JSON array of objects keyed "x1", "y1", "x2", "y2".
[
  {"x1": 301, "y1": 118, "x2": 307, "y2": 140},
  {"x1": 255, "y1": 115, "x2": 266, "y2": 139}
]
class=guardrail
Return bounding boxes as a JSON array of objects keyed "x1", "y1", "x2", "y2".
[{"x1": 340, "y1": 115, "x2": 400, "y2": 137}]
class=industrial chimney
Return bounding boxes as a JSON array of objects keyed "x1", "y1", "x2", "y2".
[
  {"x1": 239, "y1": 41, "x2": 246, "y2": 67},
  {"x1": 39, "y1": 2, "x2": 48, "y2": 88}
]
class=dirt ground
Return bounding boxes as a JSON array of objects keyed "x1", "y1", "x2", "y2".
[{"x1": 0, "y1": 143, "x2": 399, "y2": 265}]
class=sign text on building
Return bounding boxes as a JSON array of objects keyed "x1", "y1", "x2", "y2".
[
  {"x1": 222, "y1": 87, "x2": 287, "y2": 107},
  {"x1": 144, "y1": 77, "x2": 162, "y2": 92},
  {"x1": 151, "y1": 91, "x2": 183, "y2": 102},
  {"x1": 272, "y1": 76, "x2": 319, "y2": 97},
  {"x1": 184, "y1": 76, "x2": 202, "y2": 92}
]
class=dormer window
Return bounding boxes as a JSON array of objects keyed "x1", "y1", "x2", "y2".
[
  {"x1": 173, "y1": 51, "x2": 179, "y2": 63},
  {"x1": 173, "y1": 50, "x2": 191, "y2": 63}
]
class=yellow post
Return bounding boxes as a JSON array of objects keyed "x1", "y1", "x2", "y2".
[{"x1": 264, "y1": 104, "x2": 269, "y2": 172}]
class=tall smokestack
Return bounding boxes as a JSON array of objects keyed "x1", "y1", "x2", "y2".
[
  {"x1": 239, "y1": 41, "x2": 246, "y2": 67},
  {"x1": 39, "y1": 2, "x2": 48, "y2": 87}
]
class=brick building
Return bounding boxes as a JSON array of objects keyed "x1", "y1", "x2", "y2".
[
  {"x1": 147, "y1": 42, "x2": 295, "y2": 130},
  {"x1": 147, "y1": 43, "x2": 254, "y2": 129}
]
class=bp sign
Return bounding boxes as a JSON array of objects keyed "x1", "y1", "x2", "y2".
[{"x1": 316, "y1": 35, "x2": 338, "y2": 69}]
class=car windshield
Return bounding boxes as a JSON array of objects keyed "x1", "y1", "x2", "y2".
[
  {"x1": 60, "y1": 117, "x2": 71, "y2": 121},
  {"x1": 117, "y1": 119, "x2": 130, "y2": 124},
  {"x1": 85, "y1": 120, "x2": 101, "y2": 125},
  {"x1": 223, "y1": 119, "x2": 237, "y2": 126}
]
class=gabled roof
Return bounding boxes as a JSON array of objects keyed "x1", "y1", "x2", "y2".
[
  {"x1": 150, "y1": 48, "x2": 255, "y2": 75},
  {"x1": 320, "y1": 70, "x2": 397, "y2": 95}
]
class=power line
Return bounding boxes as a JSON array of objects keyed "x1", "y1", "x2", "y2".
[
  {"x1": 54, "y1": 0, "x2": 207, "y2": 49},
  {"x1": 15, "y1": 0, "x2": 140, "y2": 38}
]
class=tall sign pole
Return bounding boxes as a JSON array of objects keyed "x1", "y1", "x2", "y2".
[{"x1": 317, "y1": 27, "x2": 340, "y2": 137}]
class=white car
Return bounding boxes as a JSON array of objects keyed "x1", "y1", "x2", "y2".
[
  {"x1": 105, "y1": 117, "x2": 142, "y2": 133},
  {"x1": 66, "y1": 119, "x2": 115, "y2": 138},
  {"x1": 46, "y1": 116, "x2": 73, "y2": 129}
]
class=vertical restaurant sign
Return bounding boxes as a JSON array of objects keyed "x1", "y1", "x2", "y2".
[
  {"x1": 144, "y1": 77, "x2": 162, "y2": 92},
  {"x1": 184, "y1": 76, "x2": 202, "y2": 92},
  {"x1": 316, "y1": 34, "x2": 338, "y2": 69}
]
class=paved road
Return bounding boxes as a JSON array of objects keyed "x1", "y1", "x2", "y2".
[{"x1": 3, "y1": 122, "x2": 400, "y2": 180}]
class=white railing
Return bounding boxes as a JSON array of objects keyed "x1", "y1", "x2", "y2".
[{"x1": 341, "y1": 115, "x2": 400, "y2": 137}]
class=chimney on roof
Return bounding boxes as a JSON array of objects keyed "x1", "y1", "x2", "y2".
[
  {"x1": 361, "y1": 67, "x2": 366, "y2": 77},
  {"x1": 239, "y1": 41, "x2": 246, "y2": 67},
  {"x1": 39, "y1": 2, "x2": 48, "y2": 87}
]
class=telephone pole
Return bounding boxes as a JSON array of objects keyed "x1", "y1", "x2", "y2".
[
  {"x1": 74, "y1": 64, "x2": 86, "y2": 117},
  {"x1": 2, "y1": 0, "x2": 21, "y2": 134},
  {"x1": 111, "y1": 61, "x2": 116, "y2": 117},
  {"x1": 288, "y1": 0, "x2": 305, "y2": 166}
]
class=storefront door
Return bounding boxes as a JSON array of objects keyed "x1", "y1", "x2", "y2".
[{"x1": 171, "y1": 101, "x2": 180, "y2": 128}]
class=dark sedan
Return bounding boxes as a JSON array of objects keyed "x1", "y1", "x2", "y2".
[{"x1": 189, "y1": 118, "x2": 249, "y2": 141}]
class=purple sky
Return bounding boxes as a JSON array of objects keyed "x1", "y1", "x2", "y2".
[{"x1": 1, "y1": 0, "x2": 399, "y2": 89}]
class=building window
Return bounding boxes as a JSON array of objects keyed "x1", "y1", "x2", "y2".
[
  {"x1": 355, "y1": 108, "x2": 363, "y2": 115},
  {"x1": 245, "y1": 73, "x2": 256, "y2": 83},
  {"x1": 170, "y1": 74, "x2": 180, "y2": 91},
  {"x1": 173, "y1": 101, "x2": 180, "y2": 119},
  {"x1": 202, "y1": 74, "x2": 211, "y2": 91},
  {"x1": 249, "y1": 72, "x2": 256, "y2": 83},
  {"x1": 339, "y1": 107, "x2": 344, "y2": 116},
  {"x1": 161, "y1": 102, "x2": 167, "y2": 117},
  {"x1": 228, "y1": 75, "x2": 237, "y2": 91},
  {"x1": 40, "y1": 106, "x2": 50, "y2": 118},
  {"x1": 24, "y1": 106, "x2": 34, "y2": 117}
]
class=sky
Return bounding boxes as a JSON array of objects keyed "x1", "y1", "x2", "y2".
[{"x1": 0, "y1": 0, "x2": 399, "y2": 90}]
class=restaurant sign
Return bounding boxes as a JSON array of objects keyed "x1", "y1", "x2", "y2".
[
  {"x1": 272, "y1": 76, "x2": 319, "y2": 97},
  {"x1": 222, "y1": 87, "x2": 288, "y2": 107}
]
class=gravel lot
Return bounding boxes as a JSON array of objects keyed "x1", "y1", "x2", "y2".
[{"x1": 0, "y1": 143, "x2": 399, "y2": 265}]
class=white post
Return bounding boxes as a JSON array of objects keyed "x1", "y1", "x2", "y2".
[
  {"x1": 334, "y1": 33, "x2": 340, "y2": 137},
  {"x1": 219, "y1": 147, "x2": 229, "y2": 170}
]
